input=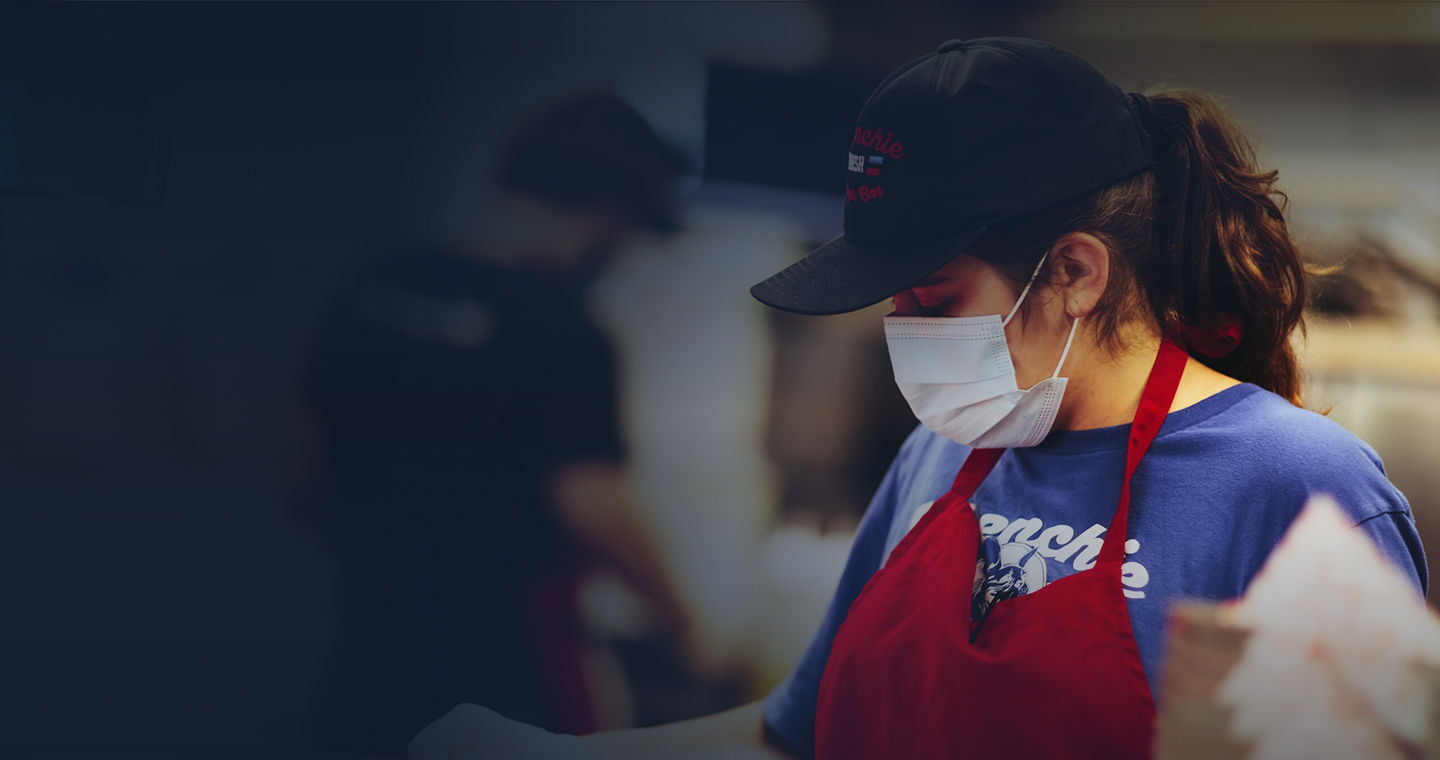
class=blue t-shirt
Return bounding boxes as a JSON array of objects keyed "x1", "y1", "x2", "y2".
[{"x1": 762, "y1": 382, "x2": 1428, "y2": 758}]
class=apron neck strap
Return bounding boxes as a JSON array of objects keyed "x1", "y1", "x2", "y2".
[
  {"x1": 1098, "y1": 336, "x2": 1188, "y2": 564},
  {"x1": 946, "y1": 337, "x2": 1190, "y2": 566}
]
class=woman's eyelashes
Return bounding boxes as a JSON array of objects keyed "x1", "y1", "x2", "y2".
[
  {"x1": 909, "y1": 283, "x2": 952, "y2": 307},
  {"x1": 900, "y1": 284, "x2": 965, "y2": 316},
  {"x1": 887, "y1": 289, "x2": 956, "y2": 316},
  {"x1": 915, "y1": 299, "x2": 960, "y2": 317},
  {"x1": 894, "y1": 285, "x2": 969, "y2": 317}
]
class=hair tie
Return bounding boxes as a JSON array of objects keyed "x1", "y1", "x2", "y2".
[{"x1": 1164, "y1": 313, "x2": 1245, "y2": 359}]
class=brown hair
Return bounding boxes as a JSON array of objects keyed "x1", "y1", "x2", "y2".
[{"x1": 965, "y1": 88, "x2": 1311, "y2": 406}]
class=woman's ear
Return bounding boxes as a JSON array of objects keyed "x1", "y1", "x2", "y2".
[{"x1": 1049, "y1": 232, "x2": 1110, "y2": 319}]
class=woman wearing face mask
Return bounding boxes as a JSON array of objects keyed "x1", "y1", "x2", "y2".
[{"x1": 409, "y1": 37, "x2": 1428, "y2": 760}]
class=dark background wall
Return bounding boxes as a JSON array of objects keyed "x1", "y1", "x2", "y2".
[{"x1": 0, "y1": 5, "x2": 427, "y2": 757}]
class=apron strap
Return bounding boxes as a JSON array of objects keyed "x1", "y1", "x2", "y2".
[
  {"x1": 947, "y1": 447, "x2": 1005, "y2": 501},
  {"x1": 1098, "y1": 336, "x2": 1188, "y2": 565},
  {"x1": 943, "y1": 337, "x2": 1190, "y2": 566}
]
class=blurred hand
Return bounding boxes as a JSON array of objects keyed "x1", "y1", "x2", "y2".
[
  {"x1": 549, "y1": 462, "x2": 695, "y2": 637},
  {"x1": 408, "y1": 704, "x2": 589, "y2": 760}
]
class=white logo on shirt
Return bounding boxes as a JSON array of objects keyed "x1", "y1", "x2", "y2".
[
  {"x1": 902, "y1": 500, "x2": 1152, "y2": 599},
  {"x1": 354, "y1": 282, "x2": 493, "y2": 349}
]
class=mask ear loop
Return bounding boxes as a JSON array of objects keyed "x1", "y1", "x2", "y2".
[
  {"x1": 997, "y1": 251, "x2": 1081, "y2": 379},
  {"x1": 1002, "y1": 252, "x2": 1050, "y2": 328},
  {"x1": 1052, "y1": 316, "x2": 1080, "y2": 379}
]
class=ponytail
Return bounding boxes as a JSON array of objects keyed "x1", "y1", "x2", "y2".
[
  {"x1": 967, "y1": 87, "x2": 1312, "y2": 407},
  {"x1": 1141, "y1": 89, "x2": 1308, "y2": 406}
]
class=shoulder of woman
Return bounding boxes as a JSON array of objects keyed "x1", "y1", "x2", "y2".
[
  {"x1": 892, "y1": 422, "x2": 970, "y2": 467},
  {"x1": 1228, "y1": 386, "x2": 1383, "y2": 461},
  {"x1": 1208, "y1": 385, "x2": 1408, "y2": 523}
]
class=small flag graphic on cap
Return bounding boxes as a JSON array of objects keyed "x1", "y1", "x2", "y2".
[{"x1": 866, "y1": 155, "x2": 883, "y2": 176}]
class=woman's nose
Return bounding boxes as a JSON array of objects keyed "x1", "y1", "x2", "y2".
[{"x1": 891, "y1": 289, "x2": 922, "y2": 316}]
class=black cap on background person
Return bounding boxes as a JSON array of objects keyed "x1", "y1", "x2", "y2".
[
  {"x1": 482, "y1": 93, "x2": 688, "y2": 280},
  {"x1": 499, "y1": 93, "x2": 689, "y2": 235}
]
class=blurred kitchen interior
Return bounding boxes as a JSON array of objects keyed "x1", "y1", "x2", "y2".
[{"x1": 1, "y1": 2, "x2": 1438, "y2": 758}]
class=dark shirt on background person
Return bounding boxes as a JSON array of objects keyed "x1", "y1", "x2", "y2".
[{"x1": 302, "y1": 246, "x2": 625, "y2": 754}]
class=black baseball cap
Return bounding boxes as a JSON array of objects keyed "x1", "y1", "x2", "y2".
[
  {"x1": 750, "y1": 37, "x2": 1154, "y2": 315},
  {"x1": 499, "y1": 94, "x2": 688, "y2": 233}
]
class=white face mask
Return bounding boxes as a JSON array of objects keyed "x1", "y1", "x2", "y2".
[{"x1": 884, "y1": 254, "x2": 1080, "y2": 449}]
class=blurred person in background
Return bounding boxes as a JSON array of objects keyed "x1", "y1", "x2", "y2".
[
  {"x1": 407, "y1": 38, "x2": 1427, "y2": 760},
  {"x1": 300, "y1": 93, "x2": 692, "y2": 756}
]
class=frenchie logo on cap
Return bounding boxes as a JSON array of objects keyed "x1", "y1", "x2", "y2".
[{"x1": 847, "y1": 126, "x2": 902, "y2": 203}]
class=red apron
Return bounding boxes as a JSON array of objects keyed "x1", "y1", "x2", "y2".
[{"x1": 814, "y1": 337, "x2": 1189, "y2": 760}]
